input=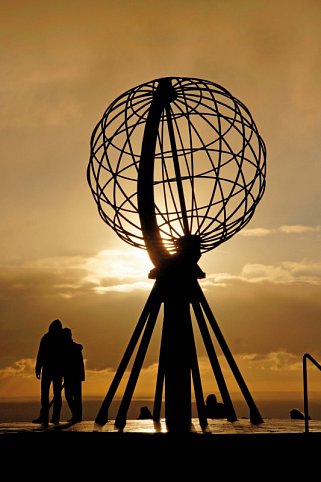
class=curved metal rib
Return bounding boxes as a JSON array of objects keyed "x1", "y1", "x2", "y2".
[{"x1": 138, "y1": 78, "x2": 177, "y2": 266}]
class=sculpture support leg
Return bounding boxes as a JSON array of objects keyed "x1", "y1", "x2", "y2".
[
  {"x1": 115, "y1": 294, "x2": 162, "y2": 429},
  {"x1": 95, "y1": 283, "x2": 160, "y2": 426},
  {"x1": 188, "y1": 319, "x2": 207, "y2": 428},
  {"x1": 153, "y1": 310, "x2": 167, "y2": 422},
  {"x1": 195, "y1": 281, "x2": 263, "y2": 424},
  {"x1": 192, "y1": 299, "x2": 237, "y2": 422},
  {"x1": 95, "y1": 275, "x2": 263, "y2": 430}
]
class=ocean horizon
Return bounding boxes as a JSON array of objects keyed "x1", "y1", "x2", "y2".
[{"x1": 1, "y1": 396, "x2": 321, "y2": 423}]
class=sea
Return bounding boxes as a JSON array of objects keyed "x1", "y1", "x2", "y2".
[{"x1": 1, "y1": 396, "x2": 321, "y2": 422}]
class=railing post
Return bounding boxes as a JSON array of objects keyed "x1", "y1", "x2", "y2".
[
  {"x1": 303, "y1": 353, "x2": 309, "y2": 433},
  {"x1": 302, "y1": 352, "x2": 321, "y2": 434}
]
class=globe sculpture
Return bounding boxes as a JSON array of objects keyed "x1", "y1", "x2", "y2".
[{"x1": 87, "y1": 77, "x2": 266, "y2": 431}]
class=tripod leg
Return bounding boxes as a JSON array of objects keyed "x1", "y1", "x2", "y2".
[
  {"x1": 192, "y1": 299, "x2": 237, "y2": 422},
  {"x1": 153, "y1": 307, "x2": 167, "y2": 422},
  {"x1": 95, "y1": 282, "x2": 160, "y2": 426},
  {"x1": 188, "y1": 312, "x2": 208, "y2": 429},
  {"x1": 195, "y1": 281, "x2": 263, "y2": 424},
  {"x1": 115, "y1": 292, "x2": 162, "y2": 429}
]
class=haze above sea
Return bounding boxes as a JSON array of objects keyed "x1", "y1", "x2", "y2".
[{"x1": 1, "y1": 395, "x2": 321, "y2": 423}]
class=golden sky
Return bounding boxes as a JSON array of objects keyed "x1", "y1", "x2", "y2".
[{"x1": 1, "y1": 0, "x2": 321, "y2": 406}]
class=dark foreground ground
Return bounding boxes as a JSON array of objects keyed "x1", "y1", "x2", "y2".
[{"x1": 1, "y1": 419, "x2": 320, "y2": 476}]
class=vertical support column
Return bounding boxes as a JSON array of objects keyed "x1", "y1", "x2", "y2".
[{"x1": 163, "y1": 283, "x2": 192, "y2": 431}]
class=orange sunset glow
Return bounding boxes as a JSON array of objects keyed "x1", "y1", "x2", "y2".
[{"x1": 1, "y1": 0, "x2": 321, "y2": 419}]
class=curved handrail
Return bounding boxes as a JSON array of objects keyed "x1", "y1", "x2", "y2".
[{"x1": 303, "y1": 353, "x2": 321, "y2": 433}]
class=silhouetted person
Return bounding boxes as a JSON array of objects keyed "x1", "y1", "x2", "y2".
[
  {"x1": 137, "y1": 406, "x2": 153, "y2": 419},
  {"x1": 290, "y1": 408, "x2": 310, "y2": 420},
  {"x1": 205, "y1": 393, "x2": 226, "y2": 419},
  {"x1": 32, "y1": 319, "x2": 64, "y2": 426},
  {"x1": 62, "y1": 328, "x2": 85, "y2": 423}
]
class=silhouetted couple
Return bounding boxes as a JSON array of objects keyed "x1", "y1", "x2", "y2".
[{"x1": 32, "y1": 319, "x2": 85, "y2": 427}]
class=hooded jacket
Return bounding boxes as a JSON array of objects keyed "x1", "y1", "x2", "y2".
[
  {"x1": 35, "y1": 319, "x2": 64, "y2": 377},
  {"x1": 62, "y1": 328, "x2": 85, "y2": 381}
]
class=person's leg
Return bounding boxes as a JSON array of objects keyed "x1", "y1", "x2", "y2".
[
  {"x1": 51, "y1": 376, "x2": 63, "y2": 423},
  {"x1": 39, "y1": 374, "x2": 51, "y2": 424},
  {"x1": 64, "y1": 378, "x2": 75, "y2": 419},
  {"x1": 73, "y1": 381, "x2": 82, "y2": 421}
]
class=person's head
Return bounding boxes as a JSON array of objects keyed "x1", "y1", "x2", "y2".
[
  {"x1": 49, "y1": 319, "x2": 62, "y2": 333},
  {"x1": 139, "y1": 406, "x2": 152, "y2": 418},
  {"x1": 206, "y1": 394, "x2": 217, "y2": 406},
  {"x1": 63, "y1": 327, "x2": 73, "y2": 340}
]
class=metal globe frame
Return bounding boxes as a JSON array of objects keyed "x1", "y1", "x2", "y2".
[{"x1": 87, "y1": 77, "x2": 266, "y2": 430}]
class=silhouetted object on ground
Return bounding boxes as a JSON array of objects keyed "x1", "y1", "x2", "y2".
[
  {"x1": 62, "y1": 328, "x2": 85, "y2": 423},
  {"x1": 88, "y1": 77, "x2": 266, "y2": 431},
  {"x1": 205, "y1": 394, "x2": 227, "y2": 419},
  {"x1": 137, "y1": 406, "x2": 153, "y2": 420},
  {"x1": 32, "y1": 319, "x2": 64, "y2": 426},
  {"x1": 290, "y1": 408, "x2": 310, "y2": 420}
]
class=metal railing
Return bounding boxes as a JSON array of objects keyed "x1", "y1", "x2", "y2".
[{"x1": 303, "y1": 353, "x2": 321, "y2": 433}]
